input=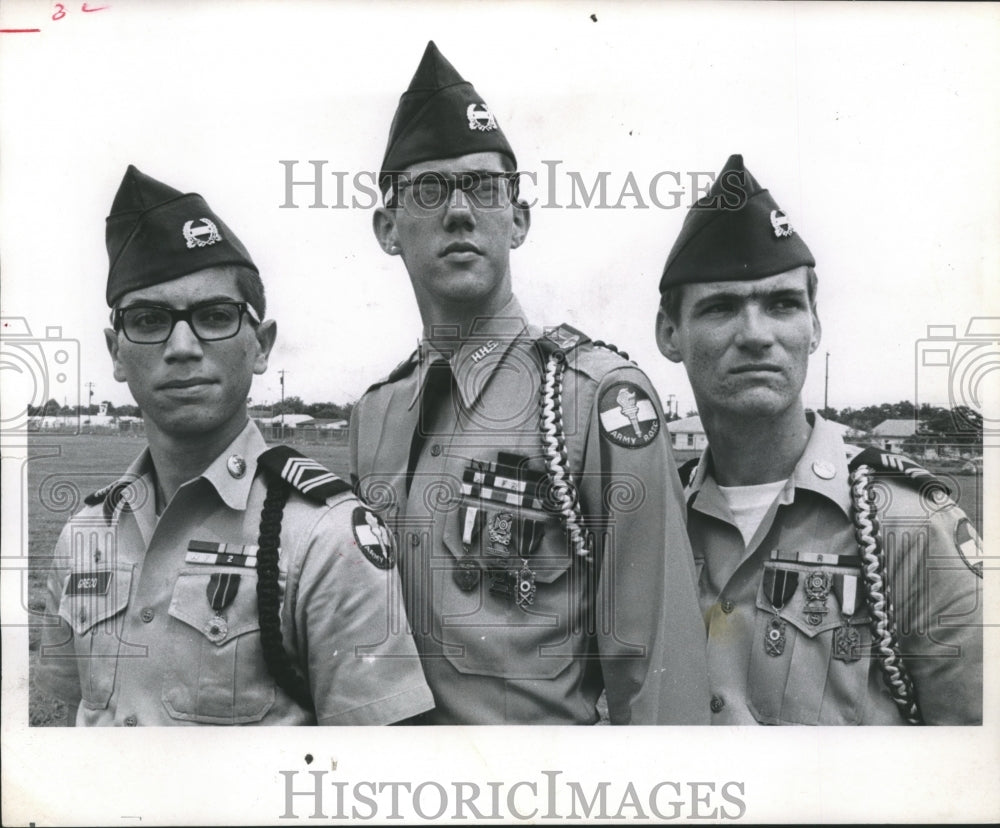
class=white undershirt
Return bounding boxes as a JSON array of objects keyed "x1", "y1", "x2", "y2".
[{"x1": 717, "y1": 479, "x2": 788, "y2": 548}]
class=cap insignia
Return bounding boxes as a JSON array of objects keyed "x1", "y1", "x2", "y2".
[
  {"x1": 769, "y1": 209, "x2": 795, "y2": 238},
  {"x1": 466, "y1": 103, "x2": 497, "y2": 132},
  {"x1": 183, "y1": 217, "x2": 222, "y2": 249}
]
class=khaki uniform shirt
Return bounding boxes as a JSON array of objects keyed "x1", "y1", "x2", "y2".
[
  {"x1": 38, "y1": 422, "x2": 434, "y2": 726},
  {"x1": 687, "y1": 415, "x2": 983, "y2": 725},
  {"x1": 351, "y1": 296, "x2": 710, "y2": 724}
]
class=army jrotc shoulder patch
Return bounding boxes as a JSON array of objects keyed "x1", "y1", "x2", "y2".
[
  {"x1": 598, "y1": 382, "x2": 660, "y2": 449},
  {"x1": 954, "y1": 517, "x2": 983, "y2": 578},
  {"x1": 351, "y1": 507, "x2": 396, "y2": 570}
]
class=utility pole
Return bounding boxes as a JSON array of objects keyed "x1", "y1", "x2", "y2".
[
  {"x1": 85, "y1": 381, "x2": 95, "y2": 416},
  {"x1": 666, "y1": 393, "x2": 677, "y2": 419},
  {"x1": 278, "y1": 370, "x2": 286, "y2": 439},
  {"x1": 824, "y1": 352, "x2": 830, "y2": 413}
]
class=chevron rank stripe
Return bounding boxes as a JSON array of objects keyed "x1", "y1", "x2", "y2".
[
  {"x1": 848, "y1": 447, "x2": 951, "y2": 497},
  {"x1": 281, "y1": 457, "x2": 340, "y2": 492},
  {"x1": 257, "y1": 445, "x2": 352, "y2": 505}
]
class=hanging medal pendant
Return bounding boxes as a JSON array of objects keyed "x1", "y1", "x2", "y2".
[
  {"x1": 764, "y1": 614, "x2": 786, "y2": 656},
  {"x1": 514, "y1": 560, "x2": 536, "y2": 609},
  {"x1": 454, "y1": 558, "x2": 480, "y2": 592},
  {"x1": 833, "y1": 621, "x2": 861, "y2": 662}
]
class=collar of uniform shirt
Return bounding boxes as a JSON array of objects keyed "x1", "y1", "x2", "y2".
[
  {"x1": 410, "y1": 293, "x2": 530, "y2": 411},
  {"x1": 686, "y1": 413, "x2": 853, "y2": 520},
  {"x1": 195, "y1": 419, "x2": 267, "y2": 512}
]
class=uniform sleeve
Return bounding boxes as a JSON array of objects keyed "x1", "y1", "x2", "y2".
[
  {"x1": 35, "y1": 523, "x2": 83, "y2": 717},
  {"x1": 287, "y1": 507, "x2": 434, "y2": 725},
  {"x1": 889, "y1": 498, "x2": 982, "y2": 724},
  {"x1": 579, "y1": 363, "x2": 711, "y2": 724}
]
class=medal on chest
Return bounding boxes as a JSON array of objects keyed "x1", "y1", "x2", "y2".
[
  {"x1": 204, "y1": 572, "x2": 240, "y2": 643},
  {"x1": 832, "y1": 572, "x2": 862, "y2": 663},
  {"x1": 762, "y1": 567, "x2": 798, "y2": 656}
]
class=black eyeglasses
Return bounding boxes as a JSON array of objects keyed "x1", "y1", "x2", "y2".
[
  {"x1": 113, "y1": 301, "x2": 261, "y2": 344},
  {"x1": 391, "y1": 171, "x2": 520, "y2": 214}
]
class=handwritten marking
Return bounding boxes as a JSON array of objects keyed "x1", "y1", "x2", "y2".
[{"x1": 0, "y1": 28, "x2": 42, "y2": 33}]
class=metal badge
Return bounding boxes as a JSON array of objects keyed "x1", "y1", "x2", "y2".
[
  {"x1": 204, "y1": 615, "x2": 228, "y2": 643},
  {"x1": 803, "y1": 570, "x2": 832, "y2": 626},
  {"x1": 182, "y1": 217, "x2": 222, "y2": 248},
  {"x1": 454, "y1": 558, "x2": 480, "y2": 592},
  {"x1": 226, "y1": 454, "x2": 247, "y2": 479},
  {"x1": 466, "y1": 103, "x2": 497, "y2": 132},
  {"x1": 769, "y1": 208, "x2": 796, "y2": 238},
  {"x1": 514, "y1": 561, "x2": 537, "y2": 609},
  {"x1": 833, "y1": 624, "x2": 861, "y2": 663},
  {"x1": 488, "y1": 511, "x2": 513, "y2": 547},
  {"x1": 765, "y1": 616, "x2": 786, "y2": 657}
]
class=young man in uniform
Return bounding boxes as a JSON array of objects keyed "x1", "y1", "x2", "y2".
[
  {"x1": 36, "y1": 166, "x2": 433, "y2": 726},
  {"x1": 655, "y1": 154, "x2": 983, "y2": 724},
  {"x1": 350, "y1": 42, "x2": 709, "y2": 724}
]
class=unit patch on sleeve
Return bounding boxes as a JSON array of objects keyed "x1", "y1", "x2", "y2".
[
  {"x1": 598, "y1": 382, "x2": 661, "y2": 449},
  {"x1": 352, "y1": 507, "x2": 396, "y2": 570},
  {"x1": 954, "y1": 517, "x2": 984, "y2": 578}
]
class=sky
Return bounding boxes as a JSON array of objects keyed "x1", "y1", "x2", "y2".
[
  {"x1": 1, "y1": 1, "x2": 997, "y2": 423},
  {"x1": 2, "y1": 2, "x2": 999, "y2": 825}
]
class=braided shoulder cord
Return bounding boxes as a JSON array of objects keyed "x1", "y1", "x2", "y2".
[
  {"x1": 256, "y1": 472, "x2": 313, "y2": 712},
  {"x1": 540, "y1": 351, "x2": 589, "y2": 558},
  {"x1": 849, "y1": 464, "x2": 923, "y2": 725}
]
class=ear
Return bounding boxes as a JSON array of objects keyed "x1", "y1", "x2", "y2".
[
  {"x1": 809, "y1": 310, "x2": 822, "y2": 354},
  {"x1": 252, "y1": 319, "x2": 278, "y2": 375},
  {"x1": 655, "y1": 307, "x2": 684, "y2": 364},
  {"x1": 510, "y1": 202, "x2": 530, "y2": 249},
  {"x1": 104, "y1": 328, "x2": 128, "y2": 382},
  {"x1": 373, "y1": 206, "x2": 401, "y2": 255}
]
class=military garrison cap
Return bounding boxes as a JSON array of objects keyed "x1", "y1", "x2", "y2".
[
  {"x1": 659, "y1": 154, "x2": 814, "y2": 292},
  {"x1": 378, "y1": 41, "x2": 517, "y2": 195},
  {"x1": 105, "y1": 165, "x2": 258, "y2": 307}
]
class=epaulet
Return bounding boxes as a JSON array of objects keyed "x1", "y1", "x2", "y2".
[
  {"x1": 257, "y1": 445, "x2": 352, "y2": 505},
  {"x1": 363, "y1": 349, "x2": 419, "y2": 395},
  {"x1": 536, "y1": 324, "x2": 634, "y2": 366},
  {"x1": 847, "y1": 446, "x2": 951, "y2": 497},
  {"x1": 678, "y1": 458, "x2": 699, "y2": 488},
  {"x1": 535, "y1": 324, "x2": 591, "y2": 359},
  {"x1": 83, "y1": 479, "x2": 132, "y2": 524}
]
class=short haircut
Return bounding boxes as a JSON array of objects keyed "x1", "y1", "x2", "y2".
[
  {"x1": 230, "y1": 265, "x2": 267, "y2": 319},
  {"x1": 659, "y1": 266, "x2": 818, "y2": 322}
]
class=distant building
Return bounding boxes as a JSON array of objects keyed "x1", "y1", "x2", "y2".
[
  {"x1": 870, "y1": 418, "x2": 920, "y2": 453},
  {"x1": 666, "y1": 415, "x2": 707, "y2": 462}
]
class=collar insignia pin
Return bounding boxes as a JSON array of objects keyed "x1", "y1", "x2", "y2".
[{"x1": 227, "y1": 454, "x2": 247, "y2": 479}]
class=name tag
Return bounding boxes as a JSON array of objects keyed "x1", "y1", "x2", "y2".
[{"x1": 66, "y1": 571, "x2": 114, "y2": 596}]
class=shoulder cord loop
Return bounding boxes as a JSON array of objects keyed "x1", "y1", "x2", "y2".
[
  {"x1": 849, "y1": 463, "x2": 923, "y2": 725},
  {"x1": 540, "y1": 350, "x2": 590, "y2": 558},
  {"x1": 256, "y1": 471, "x2": 314, "y2": 712}
]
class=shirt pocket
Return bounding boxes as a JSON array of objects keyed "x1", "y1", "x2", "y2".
[
  {"x1": 437, "y1": 502, "x2": 578, "y2": 680},
  {"x1": 161, "y1": 569, "x2": 276, "y2": 724},
  {"x1": 57, "y1": 563, "x2": 134, "y2": 710},
  {"x1": 748, "y1": 561, "x2": 872, "y2": 725}
]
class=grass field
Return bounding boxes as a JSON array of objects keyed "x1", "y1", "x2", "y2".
[{"x1": 23, "y1": 433, "x2": 983, "y2": 726}]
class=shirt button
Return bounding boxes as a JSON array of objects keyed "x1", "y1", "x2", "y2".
[
  {"x1": 140, "y1": 608, "x2": 154, "y2": 623},
  {"x1": 124, "y1": 715, "x2": 138, "y2": 727},
  {"x1": 710, "y1": 695, "x2": 725, "y2": 713},
  {"x1": 430, "y1": 444, "x2": 442, "y2": 457},
  {"x1": 721, "y1": 600, "x2": 735, "y2": 614}
]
